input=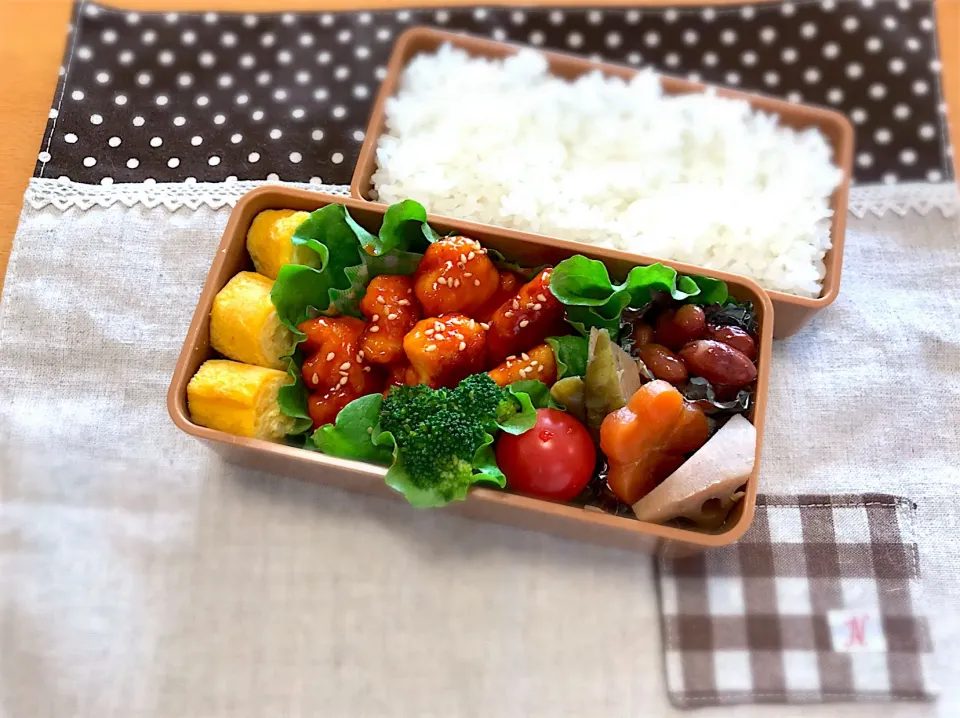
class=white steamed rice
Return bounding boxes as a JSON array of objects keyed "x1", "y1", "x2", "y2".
[{"x1": 371, "y1": 45, "x2": 844, "y2": 298}]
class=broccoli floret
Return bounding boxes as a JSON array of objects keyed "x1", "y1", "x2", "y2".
[{"x1": 379, "y1": 374, "x2": 517, "y2": 502}]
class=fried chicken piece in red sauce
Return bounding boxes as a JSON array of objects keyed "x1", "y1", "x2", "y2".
[
  {"x1": 486, "y1": 268, "x2": 567, "y2": 365},
  {"x1": 487, "y1": 343, "x2": 558, "y2": 387},
  {"x1": 359, "y1": 275, "x2": 421, "y2": 365},
  {"x1": 403, "y1": 314, "x2": 487, "y2": 389},
  {"x1": 473, "y1": 270, "x2": 522, "y2": 323},
  {"x1": 383, "y1": 361, "x2": 419, "y2": 395},
  {"x1": 414, "y1": 236, "x2": 500, "y2": 317},
  {"x1": 298, "y1": 316, "x2": 384, "y2": 428}
]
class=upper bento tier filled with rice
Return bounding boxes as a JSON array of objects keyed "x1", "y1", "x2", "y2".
[{"x1": 371, "y1": 45, "x2": 844, "y2": 299}]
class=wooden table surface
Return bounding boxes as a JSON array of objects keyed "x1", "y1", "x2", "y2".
[{"x1": 1, "y1": 0, "x2": 957, "y2": 298}]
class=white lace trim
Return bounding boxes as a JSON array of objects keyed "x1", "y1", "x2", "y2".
[
  {"x1": 846, "y1": 181, "x2": 959, "y2": 219},
  {"x1": 24, "y1": 177, "x2": 960, "y2": 217},
  {"x1": 24, "y1": 178, "x2": 351, "y2": 211}
]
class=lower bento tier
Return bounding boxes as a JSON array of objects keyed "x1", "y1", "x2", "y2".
[{"x1": 186, "y1": 199, "x2": 762, "y2": 532}]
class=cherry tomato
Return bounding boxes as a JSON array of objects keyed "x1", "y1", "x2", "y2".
[{"x1": 496, "y1": 408, "x2": 596, "y2": 501}]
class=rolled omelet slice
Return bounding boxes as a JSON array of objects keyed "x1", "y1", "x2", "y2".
[
  {"x1": 187, "y1": 360, "x2": 295, "y2": 441},
  {"x1": 246, "y1": 209, "x2": 316, "y2": 280},
  {"x1": 210, "y1": 271, "x2": 294, "y2": 370}
]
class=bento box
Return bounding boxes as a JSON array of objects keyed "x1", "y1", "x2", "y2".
[
  {"x1": 351, "y1": 27, "x2": 854, "y2": 340},
  {"x1": 167, "y1": 187, "x2": 773, "y2": 555}
]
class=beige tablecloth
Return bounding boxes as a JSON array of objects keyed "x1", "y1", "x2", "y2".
[{"x1": 1, "y1": 180, "x2": 958, "y2": 717}]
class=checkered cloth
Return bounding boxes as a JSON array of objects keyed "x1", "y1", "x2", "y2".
[{"x1": 659, "y1": 494, "x2": 936, "y2": 708}]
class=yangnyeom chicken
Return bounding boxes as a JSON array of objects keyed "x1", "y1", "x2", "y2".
[
  {"x1": 486, "y1": 268, "x2": 567, "y2": 365},
  {"x1": 473, "y1": 270, "x2": 522, "y2": 323},
  {"x1": 359, "y1": 275, "x2": 421, "y2": 365},
  {"x1": 414, "y1": 237, "x2": 500, "y2": 317},
  {"x1": 298, "y1": 316, "x2": 384, "y2": 428},
  {"x1": 403, "y1": 314, "x2": 487, "y2": 389},
  {"x1": 487, "y1": 343, "x2": 558, "y2": 387}
]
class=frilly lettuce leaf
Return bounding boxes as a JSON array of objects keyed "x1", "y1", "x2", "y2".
[
  {"x1": 507, "y1": 379, "x2": 563, "y2": 410},
  {"x1": 272, "y1": 201, "x2": 428, "y2": 330},
  {"x1": 276, "y1": 349, "x2": 313, "y2": 436},
  {"x1": 545, "y1": 335, "x2": 589, "y2": 379},
  {"x1": 688, "y1": 276, "x2": 729, "y2": 306},
  {"x1": 549, "y1": 256, "x2": 727, "y2": 340},
  {"x1": 498, "y1": 385, "x2": 538, "y2": 435},
  {"x1": 312, "y1": 394, "x2": 394, "y2": 464},
  {"x1": 370, "y1": 199, "x2": 434, "y2": 255}
]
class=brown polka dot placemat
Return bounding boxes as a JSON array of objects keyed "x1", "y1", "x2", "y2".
[
  {"x1": 659, "y1": 495, "x2": 936, "y2": 707},
  {"x1": 35, "y1": 0, "x2": 952, "y2": 186}
]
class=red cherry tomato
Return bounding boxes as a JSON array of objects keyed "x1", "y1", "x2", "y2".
[{"x1": 496, "y1": 408, "x2": 596, "y2": 502}]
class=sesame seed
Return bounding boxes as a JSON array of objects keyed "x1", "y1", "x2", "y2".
[
  {"x1": 533, "y1": 303, "x2": 542, "y2": 311},
  {"x1": 387, "y1": 312, "x2": 397, "y2": 320},
  {"x1": 398, "y1": 299, "x2": 409, "y2": 306},
  {"x1": 438, "y1": 277, "x2": 447, "y2": 285},
  {"x1": 377, "y1": 296, "x2": 386, "y2": 304},
  {"x1": 464, "y1": 272, "x2": 472, "y2": 277},
  {"x1": 371, "y1": 314, "x2": 379, "y2": 322},
  {"x1": 311, "y1": 373, "x2": 319, "y2": 384},
  {"x1": 434, "y1": 322, "x2": 444, "y2": 332},
  {"x1": 474, "y1": 279, "x2": 481, "y2": 286},
  {"x1": 339, "y1": 370, "x2": 348, "y2": 377},
  {"x1": 355, "y1": 354, "x2": 363, "y2": 362},
  {"x1": 460, "y1": 253, "x2": 467, "y2": 263},
  {"x1": 480, "y1": 323, "x2": 490, "y2": 330},
  {"x1": 432, "y1": 284, "x2": 438, "y2": 291},
  {"x1": 369, "y1": 326, "x2": 380, "y2": 333},
  {"x1": 435, "y1": 334, "x2": 445, "y2": 341},
  {"x1": 521, "y1": 353, "x2": 530, "y2": 360},
  {"x1": 537, "y1": 294, "x2": 547, "y2": 302},
  {"x1": 459, "y1": 341, "x2": 466, "y2": 350},
  {"x1": 408, "y1": 289, "x2": 412, "y2": 294},
  {"x1": 507, "y1": 355, "x2": 517, "y2": 361},
  {"x1": 538, "y1": 365, "x2": 544, "y2": 373},
  {"x1": 519, "y1": 320, "x2": 530, "y2": 328},
  {"x1": 325, "y1": 352, "x2": 335, "y2": 361},
  {"x1": 339, "y1": 361, "x2": 351, "y2": 370},
  {"x1": 512, "y1": 300, "x2": 520, "y2": 309},
  {"x1": 425, "y1": 329, "x2": 434, "y2": 336},
  {"x1": 363, "y1": 366, "x2": 371, "y2": 373},
  {"x1": 530, "y1": 360, "x2": 539, "y2": 367},
  {"x1": 453, "y1": 279, "x2": 460, "y2": 288},
  {"x1": 425, "y1": 344, "x2": 437, "y2": 352},
  {"x1": 467, "y1": 251, "x2": 475, "y2": 260},
  {"x1": 339, "y1": 376, "x2": 348, "y2": 386},
  {"x1": 446, "y1": 261, "x2": 453, "y2": 269},
  {"x1": 519, "y1": 368, "x2": 529, "y2": 377}
]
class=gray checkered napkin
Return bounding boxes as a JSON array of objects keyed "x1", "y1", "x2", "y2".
[{"x1": 658, "y1": 494, "x2": 936, "y2": 707}]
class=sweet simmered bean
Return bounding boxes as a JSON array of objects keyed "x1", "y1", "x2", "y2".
[
  {"x1": 705, "y1": 324, "x2": 757, "y2": 361},
  {"x1": 639, "y1": 343, "x2": 689, "y2": 384},
  {"x1": 654, "y1": 305, "x2": 707, "y2": 349},
  {"x1": 631, "y1": 322, "x2": 654, "y2": 349},
  {"x1": 679, "y1": 340, "x2": 757, "y2": 388}
]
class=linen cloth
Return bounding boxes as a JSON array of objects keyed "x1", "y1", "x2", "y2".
[
  {"x1": 661, "y1": 494, "x2": 934, "y2": 707},
  {"x1": 1, "y1": 185, "x2": 959, "y2": 718}
]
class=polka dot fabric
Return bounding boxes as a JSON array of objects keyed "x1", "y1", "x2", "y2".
[{"x1": 36, "y1": 0, "x2": 953, "y2": 185}]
